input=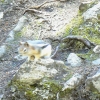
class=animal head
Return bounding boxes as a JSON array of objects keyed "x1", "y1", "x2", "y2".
[{"x1": 18, "y1": 41, "x2": 39, "y2": 56}]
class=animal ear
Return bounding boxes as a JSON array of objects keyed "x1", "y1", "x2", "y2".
[{"x1": 24, "y1": 42, "x2": 29, "y2": 47}]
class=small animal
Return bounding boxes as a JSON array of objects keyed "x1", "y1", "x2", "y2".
[
  {"x1": 18, "y1": 40, "x2": 52, "y2": 61},
  {"x1": 93, "y1": 45, "x2": 100, "y2": 53}
]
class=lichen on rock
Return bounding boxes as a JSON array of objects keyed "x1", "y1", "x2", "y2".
[{"x1": 2, "y1": 59, "x2": 75, "y2": 100}]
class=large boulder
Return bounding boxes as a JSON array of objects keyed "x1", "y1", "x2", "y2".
[
  {"x1": 83, "y1": 2, "x2": 100, "y2": 22},
  {"x1": 2, "y1": 59, "x2": 83, "y2": 100}
]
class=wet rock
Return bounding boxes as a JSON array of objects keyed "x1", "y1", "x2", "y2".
[{"x1": 67, "y1": 53, "x2": 82, "y2": 67}]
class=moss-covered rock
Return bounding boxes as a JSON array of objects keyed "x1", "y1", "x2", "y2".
[
  {"x1": 2, "y1": 59, "x2": 78, "y2": 100},
  {"x1": 62, "y1": 1, "x2": 100, "y2": 61}
]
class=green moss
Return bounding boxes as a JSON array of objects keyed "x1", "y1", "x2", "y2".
[
  {"x1": 77, "y1": 50, "x2": 100, "y2": 61},
  {"x1": 64, "y1": 16, "x2": 84, "y2": 36},
  {"x1": 63, "y1": 71, "x2": 73, "y2": 81},
  {"x1": 14, "y1": 26, "x2": 27, "y2": 39},
  {"x1": 25, "y1": 90, "x2": 38, "y2": 100},
  {"x1": 62, "y1": 12, "x2": 100, "y2": 60},
  {"x1": 87, "y1": 82, "x2": 100, "y2": 99},
  {"x1": 1, "y1": 0, "x2": 4, "y2": 2},
  {"x1": 64, "y1": 14, "x2": 100, "y2": 43},
  {"x1": 7, "y1": 76, "x2": 75, "y2": 100}
]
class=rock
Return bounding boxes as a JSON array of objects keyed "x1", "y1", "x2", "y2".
[
  {"x1": 0, "y1": 94, "x2": 3, "y2": 100},
  {"x1": 0, "y1": 12, "x2": 3, "y2": 19},
  {"x1": 5, "y1": 37, "x2": 14, "y2": 42},
  {"x1": 86, "y1": 68, "x2": 100, "y2": 93},
  {"x1": 6, "y1": 16, "x2": 28, "y2": 42},
  {"x1": 67, "y1": 53, "x2": 82, "y2": 67},
  {"x1": 79, "y1": 1, "x2": 91, "y2": 13},
  {"x1": 5, "y1": 31, "x2": 15, "y2": 42},
  {"x1": 0, "y1": 45, "x2": 6, "y2": 58},
  {"x1": 14, "y1": 55, "x2": 27, "y2": 61},
  {"x1": 92, "y1": 58, "x2": 100, "y2": 65},
  {"x1": 13, "y1": 59, "x2": 64, "y2": 84},
  {"x1": 93, "y1": 45, "x2": 100, "y2": 53},
  {"x1": 13, "y1": 16, "x2": 28, "y2": 32},
  {"x1": 83, "y1": 2, "x2": 100, "y2": 22},
  {"x1": 2, "y1": 59, "x2": 75, "y2": 100},
  {"x1": 62, "y1": 73, "x2": 83, "y2": 91},
  {"x1": 10, "y1": 86, "x2": 16, "y2": 92}
]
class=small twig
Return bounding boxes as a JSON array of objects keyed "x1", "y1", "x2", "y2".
[
  {"x1": 23, "y1": 9, "x2": 42, "y2": 15},
  {"x1": 29, "y1": 0, "x2": 56, "y2": 9},
  {"x1": 23, "y1": 0, "x2": 56, "y2": 15},
  {"x1": 43, "y1": 37, "x2": 61, "y2": 42}
]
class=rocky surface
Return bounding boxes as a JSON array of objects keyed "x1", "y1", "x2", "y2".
[
  {"x1": 86, "y1": 68, "x2": 100, "y2": 93},
  {"x1": 0, "y1": 0, "x2": 83, "y2": 99},
  {"x1": 83, "y1": 1, "x2": 100, "y2": 22},
  {"x1": 2, "y1": 59, "x2": 74, "y2": 100},
  {"x1": 0, "y1": 0, "x2": 100, "y2": 100},
  {"x1": 67, "y1": 53, "x2": 82, "y2": 67}
]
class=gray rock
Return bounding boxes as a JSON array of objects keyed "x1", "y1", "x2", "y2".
[
  {"x1": 14, "y1": 55, "x2": 27, "y2": 61},
  {"x1": 86, "y1": 68, "x2": 100, "y2": 93},
  {"x1": 67, "y1": 53, "x2": 82, "y2": 67},
  {"x1": 0, "y1": 12, "x2": 3, "y2": 19},
  {"x1": 79, "y1": 1, "x2": 91, "y2": 13},
  {"x1": 5, "y1": 31, "x2": 15, "y2": 42},
  {"x1": 13, "y1": 16, "x2": 28, "y2": 32},
  {"x1": 6, "y1": 16, "x2": 28, "y2": 42},
  {"x1": 13, "y1": 59, "x2": 63, "y2": 84},
  {"x1": 62, "y1": 73, "x2": 83, "y2": 91},
  {"x1": 0, "y1": 45, "x2": 6, "y2": 58},
  {"x1": 83, "y1": 2, "x2": 100, "y2": 22},
  {"x1": 0, "y1": 94, "x2": 3, "y2": 100},
  {"x1": 2, "y1": 59, "x2": 75, "y2": 100},
  {"x1": 92, "y1": 58, "x2": 100, "y2": 65},
  {"x1": 93, "y1": 45, "x2": 100, "y2": 53}
]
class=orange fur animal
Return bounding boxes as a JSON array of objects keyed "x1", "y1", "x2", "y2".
[{"x1": 18, "y1": 40, "x2": 52, "y2": 61}]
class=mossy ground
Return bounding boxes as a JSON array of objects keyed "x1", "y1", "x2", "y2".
[
  {"x1": 63, "y1": 13, "x2": 100, "y2": 61},
  {"x1": 7, "y1": 74, "x2": 75, "y2": 100}
]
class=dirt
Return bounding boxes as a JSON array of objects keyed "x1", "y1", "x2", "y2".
[{"x1": 0, "y1": 0, "x2": 98, "y2": 99}]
